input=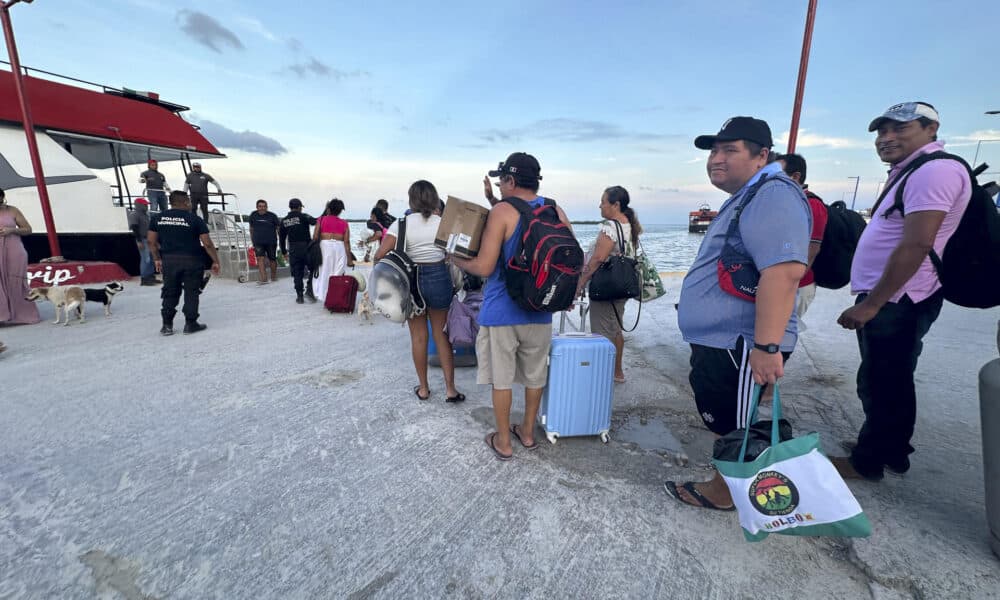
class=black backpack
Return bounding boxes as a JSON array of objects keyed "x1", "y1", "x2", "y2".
[
  {"x1": 502, "y1": 197, "x2": 584, "y2": 312},
  {"x1": 307, "y1": 240, "x2": 322, "y2": 277},
  {"x1": 876, "y1": 151, "x2": 1000, "y2": 309},
  {"x1": 811, "y1": 192, "x2": 867, "y2": 290}
]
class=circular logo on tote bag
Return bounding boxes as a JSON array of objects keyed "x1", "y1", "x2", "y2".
[{"x1": 749, "y1": 470, "x2": 799, "y2": 516}]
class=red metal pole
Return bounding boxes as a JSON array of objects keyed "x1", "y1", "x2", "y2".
[
  {"x1": 787, "y1": 0, "x2": 818, "y2": 155},
  {"x1": 1, "y1": 2, "x2": 64, "y2": 260}
]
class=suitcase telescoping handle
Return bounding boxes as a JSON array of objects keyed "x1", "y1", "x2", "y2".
[{"x1": 558, "y1": 299, "x2": 589, "y2": 335}]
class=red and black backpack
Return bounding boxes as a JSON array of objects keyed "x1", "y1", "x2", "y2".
[{"x1": 502, "y1": 197, "x2": 584, "y2": 312}]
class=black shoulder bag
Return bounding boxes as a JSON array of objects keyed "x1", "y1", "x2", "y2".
[
  {"x1": 589, "y1": 221, "x2": 641, "y2": 301},
  {"x1": 588, "y1": 220, "x2": 642, "y2": 331}
]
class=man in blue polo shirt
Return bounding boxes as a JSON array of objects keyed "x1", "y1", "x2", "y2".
[{"x1": 666, "y1": 117, "x2": 811, "y2": 511}]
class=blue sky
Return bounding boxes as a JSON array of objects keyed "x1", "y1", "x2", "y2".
[{"x1": 5, "y1": 0, "x2": 1000, "y2": 222}]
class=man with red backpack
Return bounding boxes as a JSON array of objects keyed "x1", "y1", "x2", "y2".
[
  {"x1": 451, "y1": 152, "x2": 576, "y2": 461},
  {"x1": 834, "y1": 102, "x2": 972, "y2": 482},
  {"x1": 776, "y1": 153, "x2": 829, "y2": 329}
]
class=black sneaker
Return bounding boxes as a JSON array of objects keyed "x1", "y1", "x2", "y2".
[
  {"x1": 183, "y1": 322, "x2": 207, "y2": 335},
  {"x1": 296, "y1": 295, "x2": 305, "y2": 304},
  {"x1": 141, "y1": 278, "x2": 159, "y2": 287},
  {"x1": 305, "y1": 291, "x2": 317, "y2": 304},
  {"x1": 160, "y1": 324, "x2": 174, "y2": 336}
]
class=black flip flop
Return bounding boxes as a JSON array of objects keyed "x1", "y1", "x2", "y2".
[
  {"x1": 510, "y1": 424, "x2": 539, "y2": 450},
  {"x1": 445, "y1": 392, "x2": 466, "y2": 403},
  {"x1": 413, "y1": 386, "x2": 430, "y2": 401},
  {"x1": 484, "y1": 433, "x2": 513, "y2": 461},
  {"x1": 663, "y1": 480, "x2": 735, "y2": 512}
]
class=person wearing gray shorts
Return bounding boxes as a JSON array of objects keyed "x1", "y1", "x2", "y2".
[{"x1": 451, "y1": 152, "x2": 571, "y2": 461}]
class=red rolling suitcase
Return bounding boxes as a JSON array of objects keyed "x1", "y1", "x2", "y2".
[{"x1": 324, "y1": 275, "x2": 358, "y2": 313}]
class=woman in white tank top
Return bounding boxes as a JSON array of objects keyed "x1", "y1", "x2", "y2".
[{"x1": 375, "y1": 181, "x2": 465, "y2": 403}]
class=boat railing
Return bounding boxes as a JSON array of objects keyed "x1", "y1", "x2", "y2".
[
  {"x1": 110, "y1": 188, "x2": 233, "y2": 214},
  {"x1": 1, "y1": 59, "x2": 112, "y2": 93},
  {"x1": 206, "y1": 209, "x2": 251, "y2": 283},
  {"x1": 1, "y1": 59, "x2": 190, "y2": 113}
]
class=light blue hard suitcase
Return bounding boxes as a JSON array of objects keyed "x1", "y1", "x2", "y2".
[{"x1": 539, "y1": 332, "x2": 615, "y2": 444}]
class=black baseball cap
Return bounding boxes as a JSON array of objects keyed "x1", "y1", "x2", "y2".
[
  {"x1": 694, "y1": 116, "x2": 774, "y2": 150},
  {"x1": 488, "y1": 152, "x2": 543, "y2": 181},
  {"x1": 289, "y1": 198, "x2": 303, "y2": 209}
]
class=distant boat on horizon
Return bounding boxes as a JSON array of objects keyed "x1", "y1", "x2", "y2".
[{"x1": 688, "y1": 203, "x2": 717, "y2": 233}]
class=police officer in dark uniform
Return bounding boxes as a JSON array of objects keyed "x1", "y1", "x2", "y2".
[
  {"x1": 148, "y1": 191, "x2": 221, "y2": 335},
  {"x1": 279, "y1": 198, "x2": 318, "y2": 304}
]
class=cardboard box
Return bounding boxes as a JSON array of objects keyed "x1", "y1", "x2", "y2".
[{"x1": 435, "y1": 196, "x2": 490, "y2": 258}]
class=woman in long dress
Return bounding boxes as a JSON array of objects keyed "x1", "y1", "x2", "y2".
[
  {"x1": 575, "y1": 186, "x2": 641, "y2": 383},
  {"x1": 0, "y1": 187, "x2": 40, "y2": 325},
  {"x1": 312, "y1": 198, "x2": 353, "y2": 303}
]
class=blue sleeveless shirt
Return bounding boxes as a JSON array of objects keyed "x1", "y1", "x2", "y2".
[{"x1": 478, "y1": 196, "x2": 554, "y2": 327}]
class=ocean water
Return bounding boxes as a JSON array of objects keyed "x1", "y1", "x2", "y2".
[
  {"x1": 572, "y1": 223, "x2": 702, "y2": 272},
  {"x1": 347, "y1": 222, "x2": 703, "y2": 273}
]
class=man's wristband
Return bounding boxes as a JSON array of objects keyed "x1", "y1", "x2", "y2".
[{"x1": 753, "y1": 342, "x2": 781, "y2": 354}]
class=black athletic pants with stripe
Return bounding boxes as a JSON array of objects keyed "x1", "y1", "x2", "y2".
[{"x1": 689, "y1": 336, "x2": 791, "y2": 436}]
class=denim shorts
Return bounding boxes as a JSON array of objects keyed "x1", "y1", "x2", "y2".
[{"x1": 417, "y1": 262, "x2": 454, "y2": 310}]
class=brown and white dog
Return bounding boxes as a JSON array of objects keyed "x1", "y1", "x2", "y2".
[
  {"x1": 350, "y1": 270, "x2": 372, "y2": 321},
  {"x1": 358, "y1": 292, "x2": 373, "y2": 321},
  {"x1": 27, "y1": 285, "x2": 87, "y2": 325}
]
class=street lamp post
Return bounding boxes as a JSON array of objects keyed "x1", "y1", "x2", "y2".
[
  {"x1": 847, "y1": 176, "x2": 860, "y2": 210},
  {"x1": 973, "y1": 139, "x2": 1000, "y2": 168},
  {"x1": 0, "y1": 0, "x2": 63, "y2": 261}
]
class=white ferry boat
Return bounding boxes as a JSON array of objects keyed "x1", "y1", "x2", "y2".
[{"x1": 0, "y1": 63, "x2": 226, "y2": 276}]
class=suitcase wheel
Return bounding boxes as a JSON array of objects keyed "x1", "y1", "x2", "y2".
[
  {"x1": 600, "y1": 431, "x2": 610, "y2": 444},
  {"x1": 546, "y1": 432, "x2": 558, "y2": 445}
]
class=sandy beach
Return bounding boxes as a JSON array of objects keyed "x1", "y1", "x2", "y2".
[{"x1": 1, "y1": 274, "x2": 997, "y2": 599}]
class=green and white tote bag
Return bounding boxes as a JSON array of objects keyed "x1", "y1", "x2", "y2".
[
  {"x1": 637, "y1": 243, "x2": 666, "y2": 303},
  {"x1": 713, "y1": 384, "x2": 872, "y2": 542}
]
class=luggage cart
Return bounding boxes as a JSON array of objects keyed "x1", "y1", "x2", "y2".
[{"x1": 207, "y1": 193, "x2": 251, "y2": 283}]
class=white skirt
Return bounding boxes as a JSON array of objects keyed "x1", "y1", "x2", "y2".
[{"x1": 313, "y1": 239, "x2": 348, "y2": 302}]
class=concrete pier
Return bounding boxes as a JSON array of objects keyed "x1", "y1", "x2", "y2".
[{"x1": 1, "y1": 275, "x2": 997, "y2": 598}]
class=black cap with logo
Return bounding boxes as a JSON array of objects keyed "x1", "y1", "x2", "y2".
[
  {"x1": 488, "y1": 152, "x2": 543, "y2": 181},
  {"x1": 694, "y1": 117, "x2": 774, "y2": 150}
]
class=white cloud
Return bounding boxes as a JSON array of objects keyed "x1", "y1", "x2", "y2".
[
  {"x1": 942, "y1": 129, "x2": 1000, "y2": 147},
  {"x1": 236, "y1": 17, "x2": 277, "y2": 42},
  {"x1": 774, "y1": 129, "x2": 866, "y2": 149}
]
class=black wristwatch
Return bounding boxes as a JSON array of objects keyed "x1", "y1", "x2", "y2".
[{"x1": 753, "y1": 342, "x2": 781, "y2": 354}]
